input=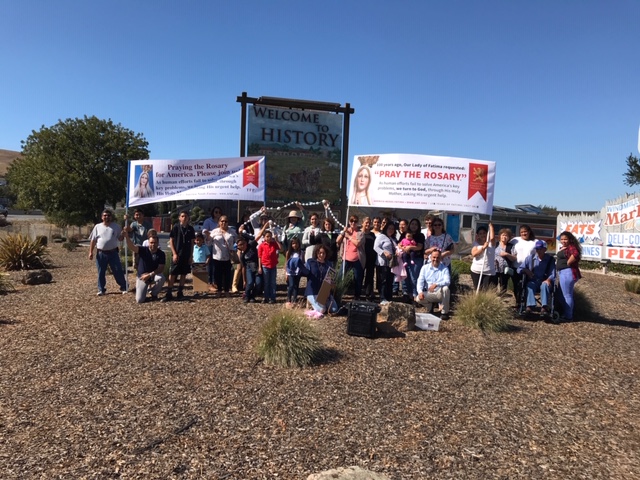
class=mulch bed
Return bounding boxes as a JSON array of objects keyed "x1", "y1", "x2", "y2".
[{"x1": 1, "y1": 244, "x2": 639, "y2": 479}]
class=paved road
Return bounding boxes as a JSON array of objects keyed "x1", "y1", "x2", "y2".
[{"x1": 5, "y1": 211, "x2": 46, "y2": 222}]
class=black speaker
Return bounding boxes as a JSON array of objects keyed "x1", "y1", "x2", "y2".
[{"x1": 347, "y1": 301, "x2": 378, "y2": 338}]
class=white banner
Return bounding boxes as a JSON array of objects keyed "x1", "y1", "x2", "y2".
[
  {"x1": 126, "y1": 157, "x2": 266, "y2": 207},
  {"x1": 347, "y1": 153, "x2": 496, "y2": 215}
]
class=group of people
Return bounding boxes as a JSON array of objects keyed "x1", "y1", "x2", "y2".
[
  {"x1": 89, "y1": 206, "x2": 582, "y2": 322},
  {"x1": 468, "y1": 222, "x2": 582, "y2": 322}
]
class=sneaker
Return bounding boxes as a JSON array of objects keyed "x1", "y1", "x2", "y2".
[
  {"x1": 541, "y1": 307, "x2": 550, "y2": 318},
  {"x1": 440, "y1": 313, "x2": 450, "y2": 320},
  {"x1": 176, "y1": 290, "x2": 184, "y2": 300},
  {"x1": 268, "y1": 299, "x2": 276, "y2": 304},
  {"x1": 97, "y1": 291, "x2": 105, "y2": 296},
  {"x1": 161, "y1": 293, "x2": 173, "y2": 303},
  {"x1": 248, "y1": 298, "x2": 256, "y2": 303},
  {"x1": 380, "y1": 300, "x2": 390, "y2": 306},
  {"x1": 150, "y1": 295, "x2": 158, "y2": 302},
  {"x1": 243, "y1": 297, "x2": 249, "y2": 304},
  {"x1": 121, "y1": 290, "x2": 128, "y2": 295}
]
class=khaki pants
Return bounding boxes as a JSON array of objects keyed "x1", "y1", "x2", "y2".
[
  {"x1": 232, "y1": 264, "x2": 243, "y2": 292},
  {"x1": 414, "y1": 286, "x2": 450, "y2": 314}
]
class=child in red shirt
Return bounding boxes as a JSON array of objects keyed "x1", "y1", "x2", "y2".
[{"x1": 257, "y1": 230, "x2": 282, "y2": 303}]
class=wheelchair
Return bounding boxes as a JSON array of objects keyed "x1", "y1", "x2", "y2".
[{"x1": 518, "y1": 274, "x2": 561, "y2": 323}]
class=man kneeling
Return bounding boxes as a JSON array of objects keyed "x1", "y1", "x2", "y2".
[
  {"x1": 415, "y1": 250, "x2": 451, "y2": 320},
  {"x1": 125, "y1": 232, "x2": 166, "y2": 303}
]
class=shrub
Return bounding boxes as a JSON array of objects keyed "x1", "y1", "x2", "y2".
[
  {"x1": 0, "y1": 234, "x2": 52, "y2": 271},
  {"x1": 332, "y1": 264, "x2": 353, "y2": 305},
  {"x1": 451, "y1": 259, "x2": 471, "y2": 275},
  {"x1": 35, "y1": 235, "x2": 48, "y2": 246},
  {"x1": 455, "y1": 290, "x2": 511, "y2": 332},
  {"x1": 257, "y1": 310, "x2": 324, "y2": 368},
  {"x1": 581, "y1": 260, "x2": 640, "y2": 276},
  {"x1": 62, "y1": 242, "x2": 78, "y2": 252},
  {"x1": 0, "y1": 273, "x2": 14, "y2": 295},
  {"x1": 624, "y1": 278, "x2": 640, "y2": 294}
]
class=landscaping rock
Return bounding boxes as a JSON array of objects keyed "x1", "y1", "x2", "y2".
[
  {"x1": 376, "y1": 301, "x2": 415, "y2": 334},
  {"x1": 22, "y1": 269, "x2": 53, "y2": 285},
  {"x1": 308, "y1": 466, "x2": 391, "y2": 480}
]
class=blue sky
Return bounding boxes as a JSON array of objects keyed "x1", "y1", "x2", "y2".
[{"x1": 2, "y1": 0, "x2": 639, "y2": 211}]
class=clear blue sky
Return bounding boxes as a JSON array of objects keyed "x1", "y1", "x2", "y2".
[{"x1": 2, "y1": 0, "x2": 639, "y2": 211}]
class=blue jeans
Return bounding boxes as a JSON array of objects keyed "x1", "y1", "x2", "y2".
[
  {"x1": 245, "y1": 267, "x2": 262, "y2": 300},
  {"x1": 96, "y1": 249, "x2": 127, "y2": 293},
  {"x1": 262, "y1": 266, "x2": 277, "y2": 301},
  {"x1": 525, "y1": 278, "x2": 552, "y2": 308},
  {"x1": 287, "y1": 274, "x2": 301, "y2": 302},
  {"x1": 306, "y1": 294, "x2": 338, "y2": 314},
  {"x1": 344, "y1": 260, "x2": 363, "y2": 298},
  {"x1": 558, "y1": 268, "x2": 576, "y2": 319}
]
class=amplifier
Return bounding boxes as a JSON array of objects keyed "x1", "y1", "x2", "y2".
[{"x1": 347, "y1": 301, "x2": 379, "y2": 338}]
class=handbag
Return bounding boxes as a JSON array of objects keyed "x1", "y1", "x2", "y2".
[{"x1": 224, "y1": 235, "x2": 240, "y2": 264}]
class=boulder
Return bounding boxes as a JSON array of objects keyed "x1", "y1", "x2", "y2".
[
  {"x1": 376, "y1": 301, "x2": 415, "y2": 335},
  {"x1": 22, "y1": 270, "x2": 53, "y2": 285},
  {"x1": 308, "y1": 466, "x2": 390, "y2": 480}
]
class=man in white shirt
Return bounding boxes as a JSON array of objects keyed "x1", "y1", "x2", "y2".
[
  {"x1": 88, "y1": 209, "x2": 127, "y2": 296},
  {"x1": 415, "y1": 250, "x2": 451, "y2": 319}
]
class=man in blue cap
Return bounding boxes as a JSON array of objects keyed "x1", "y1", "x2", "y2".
[{"x1": 519, "y1": 239, "x2": 556, "y2": 317}]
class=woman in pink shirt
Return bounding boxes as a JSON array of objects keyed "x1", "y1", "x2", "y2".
[{"x1": 337, "y1": 215, "x2": 365, "y2": 300}]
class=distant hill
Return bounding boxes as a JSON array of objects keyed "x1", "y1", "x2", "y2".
[{"x1": 0, "y1": 149, "x2": 20, "y2": 176}]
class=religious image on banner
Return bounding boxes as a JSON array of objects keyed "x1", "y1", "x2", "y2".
[
  {"x1": 126, "y1": 157, "x2": 266, "y2": 207},
  {"x1": 347, "y1": 153, "x2": 496, "y2": 215},
  {"x1": 247, "y1": 105, "x2": 343, "y2": 205},
  {"x1": 132, "y1": 164, "x2": 155, "y2": 199}
]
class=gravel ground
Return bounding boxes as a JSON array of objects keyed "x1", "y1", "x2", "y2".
[{"x1": 1, "y1": 244, "x2": 639, "y2": 479}]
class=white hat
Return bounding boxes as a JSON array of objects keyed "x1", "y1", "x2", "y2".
[{"x1": 288, "y1": 210, "x2": 301, "y2": 219}]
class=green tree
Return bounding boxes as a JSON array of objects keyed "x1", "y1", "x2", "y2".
[
  {"x1": 537, "y1": 204, "x2": 558, "y2": 214},
  {"x1": 623, "y1": 153, "x2": 640, "y2": 187},
  {"x1": 7, "y1": 116, "x2": 149, "y2": 226}
]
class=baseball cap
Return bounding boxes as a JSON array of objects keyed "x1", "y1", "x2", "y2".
[{"x1": 535, "y1": 240, "x2": 547, "y2": 250}]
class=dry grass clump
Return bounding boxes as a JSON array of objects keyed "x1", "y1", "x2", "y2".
[
  {"x1": 0, "y1": 272, "x2": 14, "y2": 294},
  {"x1": 257, "y1": 309, "x2": 324, "y2": 367},
  {"x1": 624, "y1": 277, "x2": 640, "y2": 294},
  {"x1": 0, "y1": 233, "x2": 52, "y2": 270},
  {"x1": 455, "y1": 290, "x2": 511, "y2": 332}
]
